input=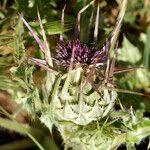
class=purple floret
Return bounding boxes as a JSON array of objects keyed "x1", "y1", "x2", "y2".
[{"x1": 56, "y1": 39, "x2": 107, "y2": 66}]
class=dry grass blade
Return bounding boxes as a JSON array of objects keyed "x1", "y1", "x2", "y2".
[
  {"x1": 36, "y1": 4, "x2": 53, "y2": 67},
  {"x1": 59, "y1": 5, "x2": 66, "y2": 42},
  {"x1": 109, "y1": 0, "x2": 128, "y2": 58},
  {"x1": 20, "y1": 15, "x2": 47, "y2": 54}
]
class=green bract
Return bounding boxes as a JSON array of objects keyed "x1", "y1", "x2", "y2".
[{"x1": 51, "y1": 67, "x2": 117, "y2": 126}]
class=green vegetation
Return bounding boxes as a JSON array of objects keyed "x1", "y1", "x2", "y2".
[{"x1": 0, "y1": 0, "x2": 150, "y2": 150}]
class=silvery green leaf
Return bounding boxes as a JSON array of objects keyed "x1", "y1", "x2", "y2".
[
  {"x1": 40, "y1": 111, "x2": 53, "y2": 131},
  {"x1": 117, "y1": 36, "x2": 142, "y2": 64}
]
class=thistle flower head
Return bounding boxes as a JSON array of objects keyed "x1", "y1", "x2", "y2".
[{"x1": 56, "y1": 39, "x2": 107, "y2": 67}]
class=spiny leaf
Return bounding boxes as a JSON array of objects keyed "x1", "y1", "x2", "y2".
[{"x1": 13, "y1": 16, "x2": 25, "y2": 64}]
